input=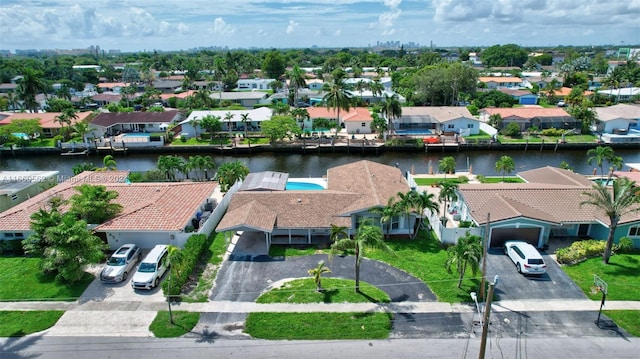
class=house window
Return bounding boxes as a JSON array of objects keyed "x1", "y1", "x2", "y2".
[
  {"x1": 391, "y1": 216, "x2": 400, "y2": 230},
  {"x1": 361, "y1": 122, "x2": 366, "y2": 127},
  {"x1": 10, "y1": 194, "x2": 18, "y2": 201},
  {"x1": 467, "y1": 124, "x2": 474, "y2": 128},
  {"x1": 447, "y1": 124, "x2": 455, "y2": 129},
  {"x1": 3, "y1": 233, "x2": 14, "y2": 239},
  {"x1": 629, "y1": 226, "x2": 640, "y2": 236}
]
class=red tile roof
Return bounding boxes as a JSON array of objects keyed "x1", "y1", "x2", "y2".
[
  {"x1": 91, "y1": 111, "x2": 180, "y2": 127},
  {"x1": 306, "y1": 107, "x2": 373, "y2": 122},
  {"x1": 0, "y1": 112, "x2": 93, "y2": 129},
  {"x1": 0, "y1": 171, "x2": 217, "y2": 232},
  {"x1": 481, "y1": 107, "x2": 571, "y2": 119}
]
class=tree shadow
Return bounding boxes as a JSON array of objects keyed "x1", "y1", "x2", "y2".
[
  {"x1": 192, "y1": 327, "x2": 219, "y2": 344},
  {"x1": 321, "y1": 288, "x2": 339, "y2": 303},
  {"x1": 0, "y1": 333, "x2": 44, "y2": 359}
]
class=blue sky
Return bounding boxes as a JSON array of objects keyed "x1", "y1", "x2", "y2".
[{"x1": 1, "y1": 0, "x2": 638, "y2": 52}]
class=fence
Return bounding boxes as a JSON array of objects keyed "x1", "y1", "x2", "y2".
[{"x1": 197, "y1": 179, "x2": 242, "y2": 237}]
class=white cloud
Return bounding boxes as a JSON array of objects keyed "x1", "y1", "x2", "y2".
[
  {"x1": 286, "y1": 20, "x2": 299, "y2": 34},
  {"x1": 213, "y1": 17, "x2": 235, "y2": 35},
  {"x1": 335, "y1": 29, "x2": 342, "y2": 36}
]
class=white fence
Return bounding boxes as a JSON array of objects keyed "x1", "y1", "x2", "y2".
[
  {"x1": 197, "y1": 179, "x2": 242, "y2": 236},
  {"x1": 479, "y1": 122, "x2": 498, "y2": 136}
]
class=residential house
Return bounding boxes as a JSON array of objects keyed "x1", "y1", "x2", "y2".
[
  {"x1": 450, "y1": 166, "x2": 640, "y2": 249},
  {"x1": 479, "y1": 107, "x2": 578, "y2": 132},
  {"x1": 597, "y1": 87, "x2": 640, "y2": 103},
  {"x1": 346, "y1": 89, "x2": 406, "y2": 105},
  {"x1": 210, "y1": 91, "x2": 270, "y2": 108},
  {"x1": 0, "y1": 111, "x2": 93, "y2": 138},
  {"x1": 306, "y1": 79, "x2": 324, "y2": 91},
  {"x1": 478, "y1": 77, "x2": 523, "y2": 89},
  {"x1": 593, "y1": 104, "x2": 640, "y2": 133},
  {"x1": 97, "y1": 82, "x2": 128, "y2": 94},
  {"x1": 179, "y1": 107, "x2": 274, "y2": 136},
  {"x1": 216, "y1": 160, "x2": 416, "y2": 251},
  {"x1": 497, "y1": 88, "x2": 539, "y2": 105},
  {"x1": 237, "y1": 78, "x2": 275, "y2": 91},
  {"x1": 0, "y1": 171, "x2": 220, "y2": 250},
  {"x1": 89, "y1": 110, "x2": 181, "y2": 137},
  {"x1": 153, "y1": 80, "x2": 182, "y2": 94},
  {"x1": 305, "y1": 107, "x2": 373, "y2": 134},
  {"x1": 394, "y1": 107, "x2": 480, "y2": 136},
  {"x1": 0, "y1": 171, "x2": 58, "y2": 213}
]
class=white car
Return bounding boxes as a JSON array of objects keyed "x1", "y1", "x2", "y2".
[
  {"x1": 100, "y1": 244, "x2": 142, "y2": 283},
  {"x1": 504, "y1": 241, "x2": 546, "y2": 275},
  {"x1": 131, "y1": 245, "x2": 169, "y2": 290}
]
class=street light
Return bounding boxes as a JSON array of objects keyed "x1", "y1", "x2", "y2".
[{"x1": 470, "y1": 291, "x2": 482, "y2": 328}]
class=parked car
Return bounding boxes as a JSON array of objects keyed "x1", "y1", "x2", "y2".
[
  {"x1": 557, "y1": 101, "x2": 566, "y2": 107},
  {"x1": 504, "y1": 240, "x2": 546, "y2": 275},
  {"x1": 131, "y1": 245, "x2": 169, "y2": 290},
  {"x1": 100, "y1": 244, "x2": 142, "y2": 283}
]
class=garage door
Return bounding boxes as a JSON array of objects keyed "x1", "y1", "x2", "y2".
[{"x1": 490, "y1": 228, "x2": 540, "y2": 248}]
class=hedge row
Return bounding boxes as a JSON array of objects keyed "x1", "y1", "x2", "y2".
[
  {"x1": 162, "y1": 233, "x2": 211, "y2": 296},
  {"x1": 556, "y1": 238, "x2": 635, "y2": 264}
]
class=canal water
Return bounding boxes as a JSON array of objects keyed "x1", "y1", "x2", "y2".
[{"x1": 1, "y1": 149, "x2": 639, "y2": 178}]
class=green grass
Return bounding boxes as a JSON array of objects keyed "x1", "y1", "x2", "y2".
[
  {"x1": 256, "y1": 278, "x2": 390, "y2": 304},
  {"x1": 366, "y1": 231, "x2": 481, "y2": 303},
  {"x1": 0, "y1": 257, "x2": 94, "y2": 301},
  {"x1": 182, "y1": 232, "x2": 229, "y2": 302},
  {"x1": 170, "y1": 137, "x2": 230, "y2": 146},
  {"x1": 561, "y1": 253, "x2": 640, "y2": 301},
  {"x1": 498, "y1": 134, "x2": 598, "y2": 144},
  {"x1": 240, "y1": 137, "x2": 270, "y2": 145},
  {"x1": 603, "y1": 310, "x2": 640, "y2": 337},
  {"x1": 477, "y1": 176, "x2": 525, "y2": 183},
  {"x1": 244, "y1": 312, "x2": 392, "y2": 340},
  {"x1": 413, "y1": 177, "x2": 469, "y2": 186},
  {"x1": 149, "y1": 311, "x2": 200, "y2": 338},
  {"x1": 268, "y1": 244, "x2": 327, "y2": 257},
  {"x1": 0, "y1": 310, "x2": 64, "y2": 337}
]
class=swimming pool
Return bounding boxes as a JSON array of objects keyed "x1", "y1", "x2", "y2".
[
  {"x1": 395, "y1": 129, "x2": 433, "y2": 135},
  {"x1": 286, "y1": 181, "x2": 325, "y2": 190}
]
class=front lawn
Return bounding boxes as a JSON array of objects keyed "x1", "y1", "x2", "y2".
[
  {"x1": 477, "y1": 176, "x2": 525, "y2": 183},
  {"x1": 0, "y1": 310, "x2": 64, "y2": 337},
  {"x1": 256, "y1": 278, "x2": 390, "y2": 304},
  {"x1": 414, "y1": 176, "x2": 470, "y2": 186},
  {"x1": 268, "y1": 244, "x2": 326, "y2": 257},
  {"x1": 245, "y1": 312, "x2": 392, "y2": 340},
  {"x1": 182, "y1": 232, "x2": 228, "y2": 302},
  {"x1": 561, "y1": 253, "x2": 640, "y2": 301},
  {"x1": 0, "y1": 256, "x2": 94, "y2": 301},
  {"x1": 498, "y1": 134, "x2": 598, "y2": 144},
  {"x1": 367, "y1": 231, "x2": 481, "y2": 303},
  {"x1": 603, "y1": 310, "x2": 640, "y2": 337},
  {"x1": 149, "y1": 311, "x2": 200, "y2": 338}
]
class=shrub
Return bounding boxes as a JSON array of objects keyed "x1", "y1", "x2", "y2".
[
  {"x1": 556, "y1": 239, "x2": 607, "y2": 264},
  {"x1": 616, "y1": 237, "x2": 634, "y2": 254},
  {"x1": 541, "y1": 128, "x2": 563, "y2": 137},
  {"x1": 501, "y1": 122, "x2": 521, "y2": 137},
  {"x1": 458, "y1": 221, "x2": 475, "y2": 228},
  {"x1": 163, "y1": 233, "x2": 211, "y2": 296}
]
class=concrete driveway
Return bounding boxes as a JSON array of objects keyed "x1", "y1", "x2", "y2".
[{"x1": 484, "y1": 249, "x2": 586, "y2": 301}]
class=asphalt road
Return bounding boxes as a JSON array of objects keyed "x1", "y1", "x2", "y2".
[{"x1": 3, "y1": 336, "x2": 639, "y2": 359}]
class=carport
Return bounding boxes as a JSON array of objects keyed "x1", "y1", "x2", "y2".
[{"x1": 489, "y1": 226, "x2": 542, "y2": 248}]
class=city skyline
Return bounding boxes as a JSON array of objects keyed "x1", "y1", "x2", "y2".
[{"x1": 1, "y1": 0, "x2": 639, "y2": 53}]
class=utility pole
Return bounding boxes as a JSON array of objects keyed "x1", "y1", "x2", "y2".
[
  {"x1": 479, "y1": 275, "x2": 499, "y2": 359},
  {"x1": 480, "y1": 213, "x2": 490, "y2": 299}
]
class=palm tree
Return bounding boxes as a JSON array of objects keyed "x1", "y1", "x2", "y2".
[
  {"x1": 16, "y1": 67, "x2": 48, "y2": 113},
  {"x1": 55, "y1": 107, "x2": 78, "y2": 140},
  {"x1": 444, "y1": 231, "x2": 483, "y2": 288},
  {"x1": 330, "y1": 224, "x2": 349, "y2": 243},
  {"x1": 369, "y1": 197, "x2": 401, "y2": 239},
  {"x1": 215, "y1": 160, "x2": 249, "y2": 191},
  {"x1": 380, "y1": 93, "x2": 402, "y2": 135},
  {"x1": 101, "y1": 155, "x2": 118, "y2": 171},
  {"x1": 322, "y1": 75, "x2": 351, "y2": 132},
  {"x1": 191, "y1": 117, "x2": 202, "y2": 139},
  {"x1": 369, "y1": 79, "x2": 384, "y2": 101},
  {"x1": 308, "y1": 260, "x2": 331, "y2": 292},
  {"x1": 69, "y1": 184, "x2": 123, "y2": 224},
  {"x1": 587, "y1": 146, "x2": 619, "y2": 179},
  {"x1": 396, "y1": 190, "x2": 439, "y2": 238},
  {"x1": 224, "y1": 112, "x2": 234, "y2": 143},
  {"x1": 330, "y1": 218, "x2": 392, "y2": 292},
  {"x1": 72, "y1": 162, "x2": 97, "y2": 175},
  {"x1": 438, "y1": 156, "x2": 456, "y2": 179},
  {"x1": 494, "y1": 155, "x2": 515, "y2": 181},
  {"x1": 157, "y1": 155, "x2": 185, "y2": 181},
  {"x1": 240, "y1": 113, "x2": 251, "y2": 141},
  {"x1": 438, "y1": 182, "x2": 458, "y2": 218},
  {"x1": 287, "y1": 65, "x2": 307, "y2": 106},
  {"x1": 580, "y1": 178, "x2": 640, "y2": 264},
  {"x1": 71, "y1": 121, "x2": 91, "y2": 143}
]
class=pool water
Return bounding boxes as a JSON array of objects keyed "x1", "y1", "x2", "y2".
[
  {"x1": 395, "y1": 129, "x2": 433, "y2": 135},
  {"x1": 286, "y1": 182, "x2": 325, "y2": 190}
]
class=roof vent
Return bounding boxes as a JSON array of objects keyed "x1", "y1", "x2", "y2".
[{"x1": 297, "y1": 198, "x2": 302, "y2": 203}]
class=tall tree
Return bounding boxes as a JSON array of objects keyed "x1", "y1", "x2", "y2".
[
  {"x1": 287, "y1": 65, "x2": 307, "y2": 106},
  {"x1": 262, "y1": 50, "x2": 286, "y2": 79},
  {"x1": 157, "y1": 155, "x2": 186, "y2": 181},
  {"x1": 16, "y1": 67, "x2": 49, "y2": 113},
  {"x1": 200, "y1": 115, "x2": 222, "y2": 144},
  {"x1": 380, "y1": 93, "x2": 402, "y2": 134},
  {"x1": 587, "y1": 146, "x2": 622, "y2": 179},
  {"x1": 322, "y1": 74, "x2": 351, "y2": 132},
  {"x1": 369, "y1": 197, "x2": 402, "y2": 238},
  {"x1": 165, "y1": 245, "x2": 184, "y2": 324},
  {"x1": 330, "y1": 218, "x2": 391, "y2": 292},
  {"x1": 438, "y1": 156, "x2": 456, "y2": 179},
  {"x1": 494, "y1": 155, "x2": 515, "y2": 181},
  {"x1": 216, "y1": 160, "x2": 250, "y2": 191},
  {"x1": 23, "y1": 196, "x2": 65, "y2": 257},
  {"x1": 438, "y1": 182, "x2": 458, "y2": 218},
  {"x1": 69, "y1": 184, "x2": 123, "y2": 224},
  {"x1": 580, "y1": 178, "x2": 640, "y2": 264},
  {"x1": 330, "y1": 224, "x2": 349, "y2": 243},
  {"x1": 444, "y1": 231, "x2": 483, "y2": 288},
  {"x1": 101, "y1": 155, "x2": 117, "y2": 171}
]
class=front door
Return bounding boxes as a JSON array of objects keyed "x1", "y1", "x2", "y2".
[{"x1": 578, "y1": 224, "x2": 590, "y2": 236}]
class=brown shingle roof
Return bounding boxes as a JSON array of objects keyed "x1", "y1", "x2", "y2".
[
  {"x1": 91, "y1": 111, "x2": 180, "y2": 127},
  {"x1": 518, "y1": 166, "x2": 594, "y2": 187}
]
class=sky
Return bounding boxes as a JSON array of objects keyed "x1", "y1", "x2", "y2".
[{"x1": 1, "y1": 0, "x2": 639, "y2": 52}]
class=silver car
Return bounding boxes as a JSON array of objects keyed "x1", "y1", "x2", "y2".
[{"x1": 100, "y1": 244, "x2": 142, "y2": 283}]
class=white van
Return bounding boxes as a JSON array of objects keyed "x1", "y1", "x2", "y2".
[{"x1": 131, "y1": 245, "x2": 169, "y2": 290}]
